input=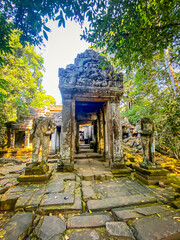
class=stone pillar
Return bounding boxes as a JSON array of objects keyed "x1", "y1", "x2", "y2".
[
  {"x1": 59, "y1": 99, "x2": 74, "y2": 171},
  {"x1": 106, "y1": 101, "x2": 113, "y2": 165},
  {"x1": 93, "y1": 120, "x2": 98, "y2": 152},
  {"x1": 99, "y1": 110, "x2": 104, "y2": 154},
  {"x1": 104, "y1": 104, "x2": 108, "y2": 161},
  {"x1": 71, "y1": 99, "x2": 75, "y2": 160},
  {"x1": 97, "y1": 115, "x2": 100, "y2": 153},
  {"x1": 10, "y1": 130, "x2": 15, "y2": 148},
  {"x1": 56, "y1": 129, "x2": 60, "y2": 153},
  {"x1": 88, "y1": 125, "x2": 92, "y2": 141},
  {"x1": 50, "y1": 128, "x2": 56, "y2": 154},
  {"x1": 75, "y1": 121, "x2": 79, "y2": 153},
  {"x1": 111, "y1": 101, "x2": 124, "y2": 164},
  {"x1": 24, "y1": 130, "x2": 29, "y2": 147}
]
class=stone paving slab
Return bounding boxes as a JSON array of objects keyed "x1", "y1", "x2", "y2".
[
  {"x1": 56, "y1": 173, "x2": 76, "y2": 181},
  {"x1": 1, "y1": 191, "x2": 21, "y2": 210},
  {"x1": 40, "y1": 196, "x2": 82, "y2": 214},
  {"x1": 7, "y1": 186, "x2": 25, "y2": 193},
  {"x1": 87, "y1": 194, "x2": 157, "y2": 211},
  {"x1": 39, "y1": 187, "x2": 82, "y2": 214},
  {"x1": 15, "y1": 190, "x2": 34, "y2": 210},
  {"x1": 106, "y1": 222, "x2": 135, "y2": 239},
  {"x1": 82, "y1": 185, "x2": 96, "y2": 200},
  {"x1": 132, "y1": 212, "x2": 180, "y2": 240},
  {"x1": 68, "y1": 230, "x2": 101, "y2": 240},
  {"x1": 46, "y1": 179, "x2": 64, "y2": 193},
  {"x1": 64, "y1": 181, "x2": 76, "y2": 194},
  {"x1": 134, "y1": 205, "x2": 169, "y2": 216},
  {"x1": 25, "y1": 187, "x2": 45, "y2": 211},
  {"x1": 41, "y1": 193, "x2": 74, "y2": 207},
  {"x1": 67, "y1": 213, "x2": 114, "y2": 228},
  {"x1": 0, "y1": 212, "x2": 14, "y2": 228},
  {"x1": 1, "y1": 213, "x2": 35, "y2": 240},
  {"x1": 112, "y1": 209, "x2": 142, "y2": 221},
  {"x1": 35, "y1": 216, "x2": 66, "y2": 240}
]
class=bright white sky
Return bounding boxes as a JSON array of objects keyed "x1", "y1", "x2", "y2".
[{"x1": 36, "y1": 20, "x2": 90, "y2": 104}]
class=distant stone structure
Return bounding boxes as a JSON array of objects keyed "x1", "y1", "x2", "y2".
[
  {"x1": 30, "y1": 117, "x2": 55, "y2": 163},
  {"x1": 5, "y1": 105, "x2": 62, "y2": 156},
  {"x1": 58, "y1": 49, "x2": 128, "y2": 174}
]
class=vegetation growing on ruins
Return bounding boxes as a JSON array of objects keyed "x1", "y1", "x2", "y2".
[{"x1": 121, "y1": 51, "x2": 180, "y2": 159}]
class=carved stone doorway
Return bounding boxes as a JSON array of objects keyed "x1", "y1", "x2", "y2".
[{"x1": 58, "y1": 50, "x2": 124, "y2": 171}]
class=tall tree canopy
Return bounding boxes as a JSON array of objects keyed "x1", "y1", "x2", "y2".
[
  {"x1": 83, "y1": 0, "x2": 180, "y2": 68},
  {"x1": 121, "y1": 51, "x2": 180, "y2": 159},
  {"x1": 0, "y1": 0, "x2": 105, "y2": 61},
  {"x1": 0, "y1": 30, "x2": 55, "y2": 144}
]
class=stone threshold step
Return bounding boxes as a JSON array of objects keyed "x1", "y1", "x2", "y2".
[{"x1": 87, "y1": 194, "x2": 157, "y2": 211}]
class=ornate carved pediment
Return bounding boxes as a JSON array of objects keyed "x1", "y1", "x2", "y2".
[{"x1": 59, "y1": 50, "x2": 123, "y2": 89}]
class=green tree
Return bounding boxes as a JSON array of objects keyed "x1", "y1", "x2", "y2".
[
  {"x1": 0, "y1": 30, "x2": 55, "y2": 144},
  {"x1": 84, "y1": 0, "x2": 180, "y2": 69},
  {"x1": 0, "y1": 0, "x2": 105, "y2": 61},
  {"x1": 31, "y1": 91, "x2": 56, "y2": 108},
  {"x1": 121, "y1": 52, "x2": 180, "y2": 159}
]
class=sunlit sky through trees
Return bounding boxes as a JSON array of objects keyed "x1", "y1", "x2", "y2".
[{"x1": 36, "y1": 20, "x2": 90, "y2": 104}]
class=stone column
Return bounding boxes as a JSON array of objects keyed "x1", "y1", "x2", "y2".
[
  {"x1": 99, "y1": 110, "x2": 104, "y2": 154},
  {"x1": 106, "y1": 101, "x2": 113, "y2": 165},
  {"x1": 59, "y1": 99, "x2": 74, "y2": 171},
  {"x1": 56, "y1": 129, "x2": 60, "y2": 153},
  {"x1": 93, "y1": 120, "x2": 98, "y2": 152},
  {"x1": 24, "y1": 130, "x2": 29, "y2": 147},
  {"x1": 10, "y1": 130, "x2": 15, "y2": 148},
  {"x1": 50, "y1": 128, "x2": 56, "y2": 154},
  {"x1": 104, "y1": 103, "x2": 108, "y2": 161},
  {"x1": 111, "y1": 101, "x2": 124, "y2": 164},
  {"x1": 97, "y1": 114, "x2": 100, "y2": 153},
  {"x1": 75, "y1": 121, "x2": 79, "y2": 153},
  {"x1": 71, "y1": 99, "x2": 75, "y2": 160}
]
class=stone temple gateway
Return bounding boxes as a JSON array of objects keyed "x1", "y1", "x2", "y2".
[{"x1": 58, "y1": 50, "x2": 127, "y2": 173}]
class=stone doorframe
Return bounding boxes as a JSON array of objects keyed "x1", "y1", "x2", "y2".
[{"x1": 58, "y1": 49, "x2": 124, "y2": 170}]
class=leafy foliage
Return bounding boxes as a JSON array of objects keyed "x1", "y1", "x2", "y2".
[
  {"x1": 121, "y1": 52, "x2": 180, "y2": 159},
  {"x1": 0, "y1": 30, "x2": 55, "y2": 144},
  {"x1": 0, "y1": 0, "x2": 106, "y2": 49},
  {"x1": 83, "y1": 0, "x2": 180, "y2": 69},
  {"x1": 0, "y1": 13, "x2": 13, "y2": 64}
]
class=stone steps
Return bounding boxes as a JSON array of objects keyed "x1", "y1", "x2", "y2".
[{"x1": 74, "y1": 153, "x2": 103, "y2": 159}]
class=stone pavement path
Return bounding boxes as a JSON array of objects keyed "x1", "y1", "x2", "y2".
[{"x1": 0, "y1": 154, "x2": 180, "y2": 239}]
